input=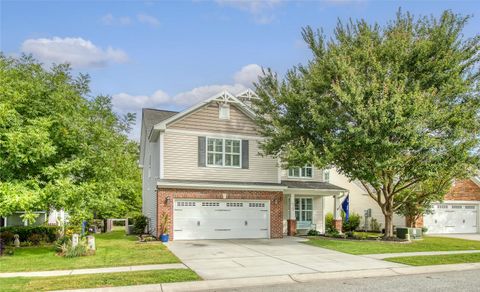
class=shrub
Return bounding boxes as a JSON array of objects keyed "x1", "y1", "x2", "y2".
[
  {"x1": 0, "y1": 231, "x2": 15, "y2": 245},
  {"x1": 0, "y1": 226, "x2": 58, "y2": 242},
  {"x1": 133, "y1": 215, "x2": 148, "y2": 234},
  {"x1": 342, "y1": 212, "x2": 362, "y2": 232},
  {"x1": 370, "y1": 218, "x2": 382, "y2": 232},
  {"x1": 27, "y1": 234, "x2": 45, "y2": 246},
  {"x1": 54, "y1": 236, "x2": 71, "y2": 252},
  {"x1": 307, "y1": 229, "x2": 320, "y2": 236},
  {"x1": 64, "y1": 242, "x2": 88, "y2": 258},
  {"x1": 324, "y1": 213, "x2": 336, "y2": 233},
  {"x1": 422, "y1": 227, "x2": 428, "y2": 234}
]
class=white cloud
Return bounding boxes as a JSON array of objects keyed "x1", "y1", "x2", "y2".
[
  {"x1": 137, "y1": 13, "x2": 160, "y2": 27},
  {"x1": 101, "y1": 13, "x2": 132, "y2": 26},
  {"x1": 112, "y1": 90, "x2": 170, "y2": 114},
  {"x1": 215, "y1": 0, "x2": 281, "y2": 24},
  {"x1": 21, "y1": 37, "x2": 128, "y2": 68},
  {"x1": 233, "y1": 64, "x2": 263, "y2": 87}
]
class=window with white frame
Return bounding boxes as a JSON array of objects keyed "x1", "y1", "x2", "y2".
[
  {"x1": 207, "y1": 138, "x2": 241, "y2": 167},
  {"x1": 295, "y1": 198, "x2": 313, "y2": 223},
  {"x1": 219, "y1": 104, "x2": 230, "y2": 120},
  {"x1": 323, "y1": 169, "x2": 330, "y2": 182},
  {"x1": 288, "y1": 165, "x2": 313, "y2": 178}
]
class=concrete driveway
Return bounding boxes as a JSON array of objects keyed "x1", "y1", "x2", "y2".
[
  {"x1": 431, "y1": 234, "x2": 480, "y2": 241},
  {"x1": 165, "y1": 237, "x2": 404, "y2": 280}
]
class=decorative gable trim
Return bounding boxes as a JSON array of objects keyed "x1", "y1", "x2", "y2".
[{"x1": 153, "y1": 91, "x2": 256, "y2": 132}]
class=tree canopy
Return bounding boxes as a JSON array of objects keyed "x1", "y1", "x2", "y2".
[
  {"x1": 0, "y1": 55, "x2": 141, "y2": 223},
  {"x1": 253, "y1": 10, "x2": 480, "y2": 237}
]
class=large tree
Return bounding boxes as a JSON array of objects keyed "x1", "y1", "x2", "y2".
[
  {"x1": 253, "y1": 11, "x2": 480, "y2": 238},
  {"x1": 0, "y1": 55, "x2": 141, "y2": 224}
]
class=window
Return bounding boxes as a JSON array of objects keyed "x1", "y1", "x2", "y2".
[
  {"x1": 219, "y1": 104, "x2": 230, "y2": 120},
  {"x1": 288, "y1": 165, "x2": 313, "y2": 178},
  {"x1": 207, "y1": 138, "x2": 241, "y2": 167},
  {"x1": 323, "y1": 169, "x2": 330, "y2": 182},
  {"x1": 295, "y1": 198, "x2": 313, "y2": 223}
]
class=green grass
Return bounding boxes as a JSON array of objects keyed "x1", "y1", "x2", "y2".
[
  {"x1": 386, "y1": 252, "x2": 480, "y2": 266},
  {"x1": 305, "y1": 236, "x2": 480, "y2": 255},
  {"x1": 0, "y1": 269, "x2": 200, "y2": 292},
  {"x1": 0, "y1": 231, "x2": 179, "y2": 272}
]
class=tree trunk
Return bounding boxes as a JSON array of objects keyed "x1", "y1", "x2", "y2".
[{"x1": 384, "y1": 213, "x2": 394, "y2": 238}]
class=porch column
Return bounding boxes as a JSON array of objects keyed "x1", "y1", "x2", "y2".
[
  {"x1": 333, "y1": 194, "x2": 342, "y2": 232},
  {"x1": 287, "y1": 194, "x2": 296, "y2": 236}
]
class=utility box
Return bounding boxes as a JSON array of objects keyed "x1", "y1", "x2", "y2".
[{"x1": 396, "y1": 227, "x2": 422, "y2": 240}]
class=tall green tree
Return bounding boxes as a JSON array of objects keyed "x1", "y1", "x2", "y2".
[
  {"x1": 253, "y1": 11, "x2": 480, "y2": 237},
  {"x1": 0, "y1": 55, "x2": 141, "y2": 224}
]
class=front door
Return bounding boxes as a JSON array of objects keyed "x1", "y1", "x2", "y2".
[{"x1": 295, "y1": 198, "x2": 313, "y2": 229}]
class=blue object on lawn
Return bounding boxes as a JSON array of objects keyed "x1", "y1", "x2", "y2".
[
  {"x1": 160, "y1": 234, "x2": 169, "y2": 242},
  {"x1": 342, "y1": 195, "x2": 350, "y2": 222}
]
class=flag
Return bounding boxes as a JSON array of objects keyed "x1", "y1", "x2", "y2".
[{"x1": 342, "y1": 195, "x2": 350, "y2": 222}]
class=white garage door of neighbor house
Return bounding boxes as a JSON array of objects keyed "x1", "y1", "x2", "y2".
[
  {"x1": 424, "y1": 204, "x2": 478, "y2": 234},
  {"x1": 173, "y1": 200, "x2": 270, "y2": 240}
]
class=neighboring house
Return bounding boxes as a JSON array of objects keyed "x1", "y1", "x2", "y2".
[
  {"x1": 0, "y1": 209, "x2": 67, "y2": 228},
  {"x1": 421, "y1": 178, "x2": 480, "y2": 234},
  {"x1": 140, "y1": 90, "x2": 348, "y2": 240}
]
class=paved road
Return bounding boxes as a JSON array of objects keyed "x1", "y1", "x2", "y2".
[{"x1": 209, "y1": 269, "x2": 480, "y2": 292}]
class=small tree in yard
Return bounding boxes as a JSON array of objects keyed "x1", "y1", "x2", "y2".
[
  {"x1": 394, "y1": 167, "x2": 468, "y2": 228},
  {"x1": 253, "y1": 11, "x2": 480, "y2": 238}
]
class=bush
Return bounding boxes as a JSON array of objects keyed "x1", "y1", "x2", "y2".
[
  {"x1": 27, "y1": 234, "x2": 45, "y2": 246},
  {"x1": 422, "y1": 227, "x2": 428, "y2": 234},
  {"x1": 342, "y1": 212, "x2": 362, "y2": 232},
  {"x1": 0, "y1": 226, "x2": 58, "y2": 242},
  {"x1": 64, "y1": 242, "x2": 88, "y2": 258},
  {"x1": 54, "y1": 236, "x2": 71, "y2": 252},
  {"x1": 133, "y1": 215, "x2": 148, "y2": 234},
  {"x1": 0, "y1": 231, "x2": 15, "y2": 245},
  {"x1": 370, "y1": 218, "x2": 382, "y2": 232},
  {"x1": 307, "y1": 229, "x2": 320, "y2": 236},
  {"x1": 324, "y1": 213, "x2": 336, "y2": 233}
]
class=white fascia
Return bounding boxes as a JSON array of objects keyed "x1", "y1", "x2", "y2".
[{"x1": 157, "y1": 181, "x2": 286, "y2": 192}]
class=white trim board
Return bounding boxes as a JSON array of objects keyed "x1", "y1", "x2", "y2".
[{"x1": 165, "y1": 128, "x2": 263, "y2": 141}]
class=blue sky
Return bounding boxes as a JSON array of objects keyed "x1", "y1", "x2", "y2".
[{"x1": 1, "y1": 0, "x2": 479, "y2": 140}]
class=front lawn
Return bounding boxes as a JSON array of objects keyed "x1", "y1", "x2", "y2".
[
  {"x1": 305, "y1": 236, "x2": 480, "y2": 255},
  {"x1": 0, "y1": 231, "x2": 179, "y2": 272},
  {"x1": 385, "y1": 252, "x2": 480, "y2": 266},
  {"x1": 0, "y1": 269, "x2": 200, "y2": 292}
]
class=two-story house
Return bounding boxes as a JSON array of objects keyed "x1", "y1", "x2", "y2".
[{"x1": 139, "y1": 90, "x2": 349, "y2": 240}]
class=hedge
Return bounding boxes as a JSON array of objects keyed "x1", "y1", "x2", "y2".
[{"x1": 0, "y1": 226, "x2": 59, "y2": 242}]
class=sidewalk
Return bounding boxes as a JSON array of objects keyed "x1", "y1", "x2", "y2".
[
  {"x1": 55, "y1": 263, "x2": 480, "y2": 292},
  {"x1": 0, "y1": 263, "x2": 187, "y2": 278},
  {"x1": 362, "y1": 250, "x2": 480, "y2": 259}
]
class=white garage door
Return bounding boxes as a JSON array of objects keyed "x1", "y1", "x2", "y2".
[
  {"x1": 424, "y1": 204, "x2": 478, "y2": 234},
  {"x1": 173, "y1": 200, "x2": 270, "y2": 240}
]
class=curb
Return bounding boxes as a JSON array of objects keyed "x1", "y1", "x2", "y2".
[
  {"x1": 0, "y1": 263, "x2": 187, "y2": 278},
  {"x1": 56, "y1": 263, "x2": 480, "y2": 292}
]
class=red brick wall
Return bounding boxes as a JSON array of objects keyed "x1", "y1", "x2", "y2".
[
  {"x1": 445, "y1": 179, "x2": 480, "y2": 201},
  {"x1": 157, "y1": 188, "x2": 284, "y2": 240}
]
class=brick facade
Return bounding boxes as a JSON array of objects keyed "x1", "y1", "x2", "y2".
[
  {"x1": 445, "y1": 179, "x2": 480, "y2": 201},
  {"x1": 157, "y1": 188, "x2": 284, "y2": 240}
]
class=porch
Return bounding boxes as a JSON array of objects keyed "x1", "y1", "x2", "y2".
[{"x1": 281, "y1": 181, "x2": 348, "y2": 236}]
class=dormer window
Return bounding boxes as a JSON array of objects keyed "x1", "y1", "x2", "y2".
[
  {"x1": 288, "y1": 165, "x2": 313, "y2": 178},
  {"x1": 219, "y1": 104, "x2": 230, "y2": 120}
]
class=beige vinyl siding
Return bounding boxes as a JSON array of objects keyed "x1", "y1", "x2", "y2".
[
  {"x1": 163, "y1": 131, "x2": 278, "y2": 183},
  {"x1": 281, "y1": 167, "x2": 325, "y2": 182},
  {"x1": 169, "y1": 103, "x2": 258, "y2": 135}
]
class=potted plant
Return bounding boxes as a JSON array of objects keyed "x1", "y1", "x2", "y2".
[{"x1": 159, "y1": 212, "x2": 169, "y2": 242}]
